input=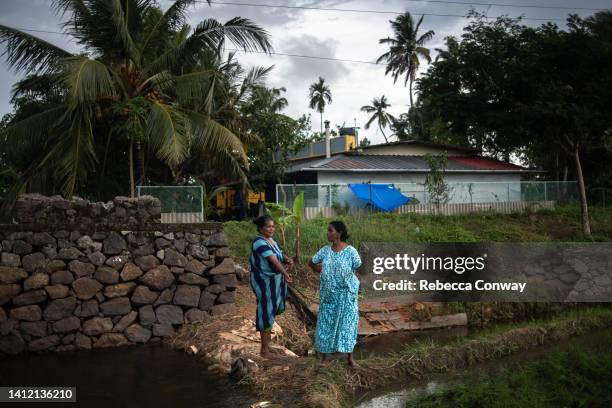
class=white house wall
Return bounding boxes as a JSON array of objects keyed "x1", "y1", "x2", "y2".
[{"x1": 316, "y1": 171, "x2": 523, "y2": 205}]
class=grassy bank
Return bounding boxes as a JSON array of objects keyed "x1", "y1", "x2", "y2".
[
  {"x1": 246, "y1": 306, "x2": 612, "y2": 407},
  {"x1": 225, "y1": 205, "x2": 612, "y2": 263},
  {"x1": 221, "y1": 207, "x2": 612, "y2": 406},
  {"x1": 407, "y1": 329, "x2": 612, "y2": 407}
]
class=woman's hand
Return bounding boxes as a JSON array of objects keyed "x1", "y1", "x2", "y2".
[
  {"x1": 267, "y1": 255, "x2": 292, "y2": 283},
  {"x1": 282, "y1": 258, "x2": 294, "y2": 283},
  {"x1": 308, "y1": 260, "x2": 322, "y2": 273}
]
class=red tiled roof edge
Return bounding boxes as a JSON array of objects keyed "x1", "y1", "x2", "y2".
[{"x1": 448, "y1": 156, "x2": 530, "y2": 171}]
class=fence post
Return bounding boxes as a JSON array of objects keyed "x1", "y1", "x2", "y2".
[
  {"x1": 369, "y1": 182, "x2": 372, "y2": 214},
  {"x1": 200, "y1": 185, "x2": 204, "y2": 221},
  {"x1": 544, "y1": 181, "x2": 547, "y2": 202}
]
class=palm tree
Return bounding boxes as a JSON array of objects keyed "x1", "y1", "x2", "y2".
[
  {"x1": 0, "y1": 0, "x2": 272, "y2": 203},
  {"x1": 377, "y1": 12, "x2": 434, "y2": 108},
  {"x1": 240, "y1": 85, "x2": 288, "y2": 118},
  {"x1": 172, "y1": 55, "x2": 274, "y2": 185},
  {"x1": 308, "y1": 77, "x2": 332, "y2": 134},
  {"x1": 360, "y1": 95, "x2": 396, "y2": 143},
  {"x1": 252, "y1": 86, "x2": 288, "y2": 114}
]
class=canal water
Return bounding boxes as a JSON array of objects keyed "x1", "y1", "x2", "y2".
[
  {"x1": 0, "y1": 345, "x2": 256, "y2": 407},
  {"x1": 354, "y1": 327, "x2": 612, "y2": 408}
]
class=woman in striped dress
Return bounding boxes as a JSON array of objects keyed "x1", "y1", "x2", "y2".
[{"x1": 249, "y1": 215, "x2": 293, "y2": 359}]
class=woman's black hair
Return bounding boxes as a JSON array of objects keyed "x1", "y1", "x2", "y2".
[
  {"x1": 329, "y1": 220, "x2": 349, "y2": 241},
  {"x1": 253, "y1": 215, "x2": 274, "y2": 232}
]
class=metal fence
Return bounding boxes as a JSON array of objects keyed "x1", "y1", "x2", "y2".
[
  {"x1": 276, "y1": 181, "x2": 579, "y2": 210},
  {"x1": 137, "y1": 185, "x2": 203, "y2": 223}
]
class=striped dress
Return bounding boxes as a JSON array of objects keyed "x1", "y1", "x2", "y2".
[{"x1": 249, "y1": 236, "x2": 287, "y2": 332}]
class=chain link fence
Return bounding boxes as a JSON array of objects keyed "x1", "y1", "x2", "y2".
[
  {"x1": 137, "y1": 186, "x2": 203, "y2": 222},
  {"x1": 276, "y1": 181, "x2": 579, "y2": 211}
]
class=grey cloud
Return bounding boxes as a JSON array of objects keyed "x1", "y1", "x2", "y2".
[
  {"x1": 280, "y1": 34, "x2": 349, "y2": 83},
  {"x1": 179, "y1": 0, "x2": 357, "y2": 30}
]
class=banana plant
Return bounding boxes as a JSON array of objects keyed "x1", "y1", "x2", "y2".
[
  {"x1": 292, "y1": 191, "x2": 305, "y2": 263},
  {"x1": 264, "y1": 202, "x2": 292, "y2": 248},
  {"x1": 264, "y1": 192, "x2": 304, "y2": 261}
]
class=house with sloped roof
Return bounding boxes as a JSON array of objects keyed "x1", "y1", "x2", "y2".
[{"x1": 278, "y1": 133, "x2": 543, "y2": 207}]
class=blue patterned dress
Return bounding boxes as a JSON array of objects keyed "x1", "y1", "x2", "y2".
[
  {"x1": 311, "y1": 245, "x2": 362, "y2": 354},
  {"x1": 249, "y1": 236, "x2": 287, "y2": 332}
]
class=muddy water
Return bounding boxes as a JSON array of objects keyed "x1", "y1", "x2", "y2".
[
  {"x1": 356, "y1": 326, "x2": 469, "y2": 358},
  {"x1": 354, "y1": 328, "x2": 612, "y2": 408},
  {"x1": 0, "y1": 345, "x2": 256, "y2": 408}
]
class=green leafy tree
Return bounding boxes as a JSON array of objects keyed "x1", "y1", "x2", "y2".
[
  {"x1": 249, "y1": 113, "x2": 310, "y2": 188},
  {"x1": 414, "y1": 11, "x2": 612, "y2": 236},
  {"x1": 359, "y1": 137, "x2": 371, "y2": 147},
  {"x1": 308, "y1": 77, "x2": 332, "y2": 134},
  {"x1": 423, "y1": 152, "x2": 452, "y2": 209}
]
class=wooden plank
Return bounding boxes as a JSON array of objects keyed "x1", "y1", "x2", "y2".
[
  {"x1": 360, "y1": 295, "x2": 430, "y2": 312},
  {"x1": 358, "y1": 312, "x2": 468, "y2": 336}
]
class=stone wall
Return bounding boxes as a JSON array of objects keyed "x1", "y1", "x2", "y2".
[
  {"x1": 0, "y1": 195, "x2": 238, "y2": 356},
  {"x1": 14, "y1": 194, "x2": 162, "y2": 226}
]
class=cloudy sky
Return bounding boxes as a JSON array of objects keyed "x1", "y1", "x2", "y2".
[{"x1": 0, "y1": 0, "x2": 608, "y2": 144}]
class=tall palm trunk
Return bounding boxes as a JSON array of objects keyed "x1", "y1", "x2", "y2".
[
  {"x1": 136, "y1": 142, "x2": 145, "y2": 185},
  {"x1": 129, "y1": 141, "x2": 135, "y2": 198},
  {"x1": 409, "y1": 75, "x2": 414, "y2": 108},
  {"x1": 320, "y1": 111, "x2": 323, "y2": 134},
  {"x1": 574, "y1": 146, "x2": 591, "y2": 237},
  {"x1": 379, "y1": 124, "x2": 389, "y2": 143}
]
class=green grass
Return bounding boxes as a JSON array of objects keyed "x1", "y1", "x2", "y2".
[
  {"x1": 249, "y1": 305, "x2": 612, "y2": 408},
  {"x1": 406, "y1": 328, "x2": 612, "y2": 408},
  {"x1": 224, "y1": 205, "x2": 612, "y2": 262}
]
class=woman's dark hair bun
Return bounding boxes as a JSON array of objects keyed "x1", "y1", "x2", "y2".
[
  {"x1": 329, "y1": 220, "x2": 349, "y2": 241},
  {"x1": 253, "y1": 215, "x2": 273, "y2": 230}
]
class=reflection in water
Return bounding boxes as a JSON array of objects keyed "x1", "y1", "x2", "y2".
[
  {"x1": 356, "y1": 381, "x2": 444, "y2": 408},
  {"x1": 0, "y1": 345, "x2": 254, "y2": 408}
]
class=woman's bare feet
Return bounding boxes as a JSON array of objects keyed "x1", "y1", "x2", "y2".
[
  {"x1": 260, "y1": 350, "x2": 276, "y2": 359},
  {"x1": 318, "y1": 353, "x2": 331, "y2": 366},
  {"x1": 347, "y1": 353, "x2": 359, "y2": 369}
]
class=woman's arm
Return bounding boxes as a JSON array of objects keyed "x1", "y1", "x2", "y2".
[
  {"x1": 267, "y1": 255, "x2": 292, "y2": 283},
  {"x1": 309, "y1": 246, "x2": 325, "y2": 273},
  {"x1": 308, "y1": 260, "x2": 322, "y2": 273}
]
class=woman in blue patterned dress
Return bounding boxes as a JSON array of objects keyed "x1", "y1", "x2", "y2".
[
  {"x1": 249, "y1": 215, "x2": 293, "y2": 359},
  {"x1": 308, "y1": 221, "x2": 362, "y2": 367}
]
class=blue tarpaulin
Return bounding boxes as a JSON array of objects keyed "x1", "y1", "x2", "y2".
[{"x1": 348, "y1": 184, "x2": 411, "y2": 212}]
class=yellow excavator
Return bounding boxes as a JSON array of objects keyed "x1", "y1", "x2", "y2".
[{"x1": 215, "y1": 188, "x2": 265, "y2": 219}]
